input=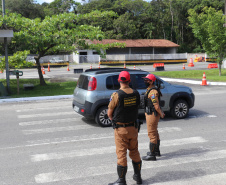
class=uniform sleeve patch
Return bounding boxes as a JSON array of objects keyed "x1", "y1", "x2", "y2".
[
  {"x1": 151, "y1": 94, "x2": 155, "y2": 99},
  {"x1": 109, "y1": 95, "x2": 113, "y2": 102},
  {"x1": 152, "y1": 99, "x2": 156, "y2": 103}
]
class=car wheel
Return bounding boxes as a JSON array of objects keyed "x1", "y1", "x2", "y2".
[
  {"x1": 95, "y1": 106, "x2": 112, "y2": 127},
  {"x1": 171, "y1": 99, "x2": 189, "y2": 119}
]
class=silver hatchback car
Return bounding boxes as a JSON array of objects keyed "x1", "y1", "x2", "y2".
[{"x1": 72, "y1": 68, "x2": 195, "y2": 127}]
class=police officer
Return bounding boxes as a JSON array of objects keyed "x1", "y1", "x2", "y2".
[
  {"x1": 142, "y1": 74, "x2": 165, "y2": 161},
  {"x1": 108, "y1": 71, "x2": 142, "y2": 185}
]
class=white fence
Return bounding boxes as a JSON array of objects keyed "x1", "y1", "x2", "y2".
[{"x1": 104, "y1": 53, "x2": 187, "y2": 61}]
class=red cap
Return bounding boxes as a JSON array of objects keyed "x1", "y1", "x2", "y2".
[
  {"x1": 118, "y1": 71, "x2": 130, "y2": 82},
  {"x1": 143, "y1": 74, "x2": 156, "y2": 82}
]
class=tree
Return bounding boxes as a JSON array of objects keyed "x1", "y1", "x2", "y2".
[
  {"x1": 188, "y1": 7, "x2": 226, "y2": 76},
  {"x1": 1, "y1": 13, "x2": 105, "y2": 85},
  {"x1": 44, "y1": 0, "x2": 82, "y2": 16},
  {"x1": 113, "y1": 12, "x2": 140, "y2": 39},
  {"x1": 143, "y1": 23, "x2": 155, "y2": 39},
  {"x1": 5, "y1": 0, "x2": 45, "y2": 19},
  {"x1": 76, "y1": 10, "x2": 118, "y2": 38},
  {"x1": 77, "y1": 0, "x2": 115, "y2": 14},
  {"x1": 0, "y1": 51, "x2": 32, "y2": 72}
]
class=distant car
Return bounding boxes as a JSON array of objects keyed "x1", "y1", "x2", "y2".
[
  {"x1": 26, "y1": 56, "x2": 36, "y2": 63},
  {"x1": 26, "y1": 56, "x2": 44, "y2": 63},
  {"x1": 72, "y1": 68, "x2": 195, "y2": 127},
  {"x1": 49, "y1": 57, "x2": 64, "y2": 63}
]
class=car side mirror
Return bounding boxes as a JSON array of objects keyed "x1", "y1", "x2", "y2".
[{"x1": 160, "y1": 83, "x2": 165, "y2": 89}]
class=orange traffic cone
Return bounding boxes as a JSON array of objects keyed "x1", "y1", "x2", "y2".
[
  {"x1": 48, "y1": 63, "x2": 50, "y2": 72},
  {"x1": 124, "y1": 63, "x2": 126, "y2": 69},
  {"x1": 188, "y1": 58, "x2": 194, "y2": 67},
  {"x1": 42, "y1": 66, "x2": 45, "y2": 74},
  {"x1": 201, "y1": 72, "x2": 208, "y2": 86},
  {"x1": 67, "y1": 65, "x2": 70, "y2": 71},
  {"x1": 183, "y1": 64, "x2": 185, "y2": 70},
  {"x1": 98, "y1": 63, "x2": 100, "y2": 69},
  {"x1": 133, "y1": 65, "x2": 136, "y2": 70},
  {"x1": 90, "y1": 64, "x2": 92, "y2": 69}
]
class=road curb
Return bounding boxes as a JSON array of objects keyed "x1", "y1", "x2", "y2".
[{"x1": 0, "y1": 95, "x2": 73, "y2": 103}]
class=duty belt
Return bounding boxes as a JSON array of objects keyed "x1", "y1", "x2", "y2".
[{"x1": 115, "y1": 122, "x2": 135, "y2": 128}]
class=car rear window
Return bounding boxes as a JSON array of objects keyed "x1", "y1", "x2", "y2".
[
  {"x1": 77, "y1": 75, "x2": 89, "y2": 90},
  {"x1": 134, "y1": 74, "x2": 164, "y2": 89},
  {"x1": 134, "y1": 74, "x2": 147, "y2": 89},
  {"x1": 106, "y1": 75, "x2": 132, "y2": 90}
]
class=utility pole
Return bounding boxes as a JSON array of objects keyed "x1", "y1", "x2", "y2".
[
  {"x1": 224, "y1": 0, "x2": 226, "y2": 27},
  {"x1": 2, "y1": 0, "x2": 10, "y2": 93}
]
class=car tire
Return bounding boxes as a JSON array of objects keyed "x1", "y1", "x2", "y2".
[
  {"x1": 170, "y1": 99, "x2": 189, "y2": 119},
  {"x1": 95, "y1": 106, "x2": 112, "y2": 127}
]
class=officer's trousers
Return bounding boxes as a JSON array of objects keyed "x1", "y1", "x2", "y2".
[
  {"x1": 114, "y1": 126, "x2": 141, "y2": 166},
  {"x1": 145, "y1": 112, "x2": 160, "y2": 144}
]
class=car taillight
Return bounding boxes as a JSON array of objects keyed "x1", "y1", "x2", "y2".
[
  {"x1": 88, "y1": 77, "x2": 97, "y2": 91},
  {"x1": 77, "y1": 79, "x2": 79, "y2": 87}
]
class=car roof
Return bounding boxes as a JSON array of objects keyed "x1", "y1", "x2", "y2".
[{"x1": 84, "y1": 68, "x2": 148, "y2": 75}]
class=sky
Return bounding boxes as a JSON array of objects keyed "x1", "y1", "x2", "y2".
[{"x1": 36, "y1": 0, "x2": 151, "y2": 4}]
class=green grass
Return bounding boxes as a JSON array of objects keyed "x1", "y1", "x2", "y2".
[
  {"x1": 152, "y1": 69, "x2": 226, "y2": 82},
  {"x1": 0, "y1": 79, "x2": 76, "y2": 98},
  {"x1": 1, "y1": 68, "x2": 225, "y2": 99}
]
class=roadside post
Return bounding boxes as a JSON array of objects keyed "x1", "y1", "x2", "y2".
[
  {"x1": 10, "y1": 70, "x2": 23, "y2": 95},
  {"x1": 1, "y1": 0, "x2": 14, "y2": 93}
]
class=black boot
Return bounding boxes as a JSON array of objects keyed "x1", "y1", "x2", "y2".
[
  {"x1": 132, "y1": 161, "x2": 142, "y2": 184},
  {"x1": 147, "y1": 140, "x2": 161, "y2": 157},
  {"x1": 108, "y1": 165, "x2": 127, "y2": 185},
  {"x1": 142, "y1": 143, "x2": 156, "y2": 161},
  {"x1": 155, "y1": 140, "x2": 161, "y2": 157}
]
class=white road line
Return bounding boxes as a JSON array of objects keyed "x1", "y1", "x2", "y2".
[
  {"x1": 19, "y1": 117, "x2": 82, "y2": 126},
  {"x1": 34, "y1": 149, "x2": 226, "y2": 183},
  {"x1": 22, "y1": 125, "x2": 94, "y2": 135},
  {"x1": 26, "y1": 127, "x2": 181, "y2": 146},
  {"x1": 0, "y1": 127, "x2": 181, "y2": 150},
  {"x1": 189, "y1": 114, "x2": 217, "y2": 118},
  {"x1": 207, "y1": 115, "x2": 217, "y2": 118},
  {"x1": 18, "y1": 112, "x2": 75, "y2": 119},
  {"x1": 31, "y1": 137, "x2": 207, "y2": 162},
  {"x1": 16, "y1": 106, "x2": 70, "y2": 112},
  {"x1": 152, "y1": 172, "x2": 226, "y2": 185}
]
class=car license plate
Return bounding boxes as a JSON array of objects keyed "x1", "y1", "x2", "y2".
[{"x1": 74, "y1": 106, "x2": 79, "y2": 112}]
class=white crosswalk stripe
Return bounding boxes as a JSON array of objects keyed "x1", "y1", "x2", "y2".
[
  {"x1": 13, "y1": 102, "x2": 226, "y2": 185},
  {"x1": 16, "y1": 106, "x2": 70, "y2": 112},
  {"x1": 22, "y1": 125, "x2": 94, "y2": 135},
  {"x1": 34, "y1": 149, "x2": 226, "y2": 183},
  {"x1": 31, "y1": 137, "x2": 207, "y2": 162},
  {"x1": 152, "y1": 172, "x2": 226, "y2": 185},
  {"x1": 19, "y1": 117, "x2": 83, "y2": 126},
  {"x1": 18, "y1": 112, "x2": 75, "y2": 119},
  {"x1": 24, "y1": 127, "x2": 181, "y2": 146}
]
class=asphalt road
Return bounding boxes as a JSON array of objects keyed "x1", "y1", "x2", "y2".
[
  {"x1": 1, "y1": 83, "x2": 226, "y2": 185},
  {"x1": 1, "y1": 62, "x2": 226, "y2": 184}
]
